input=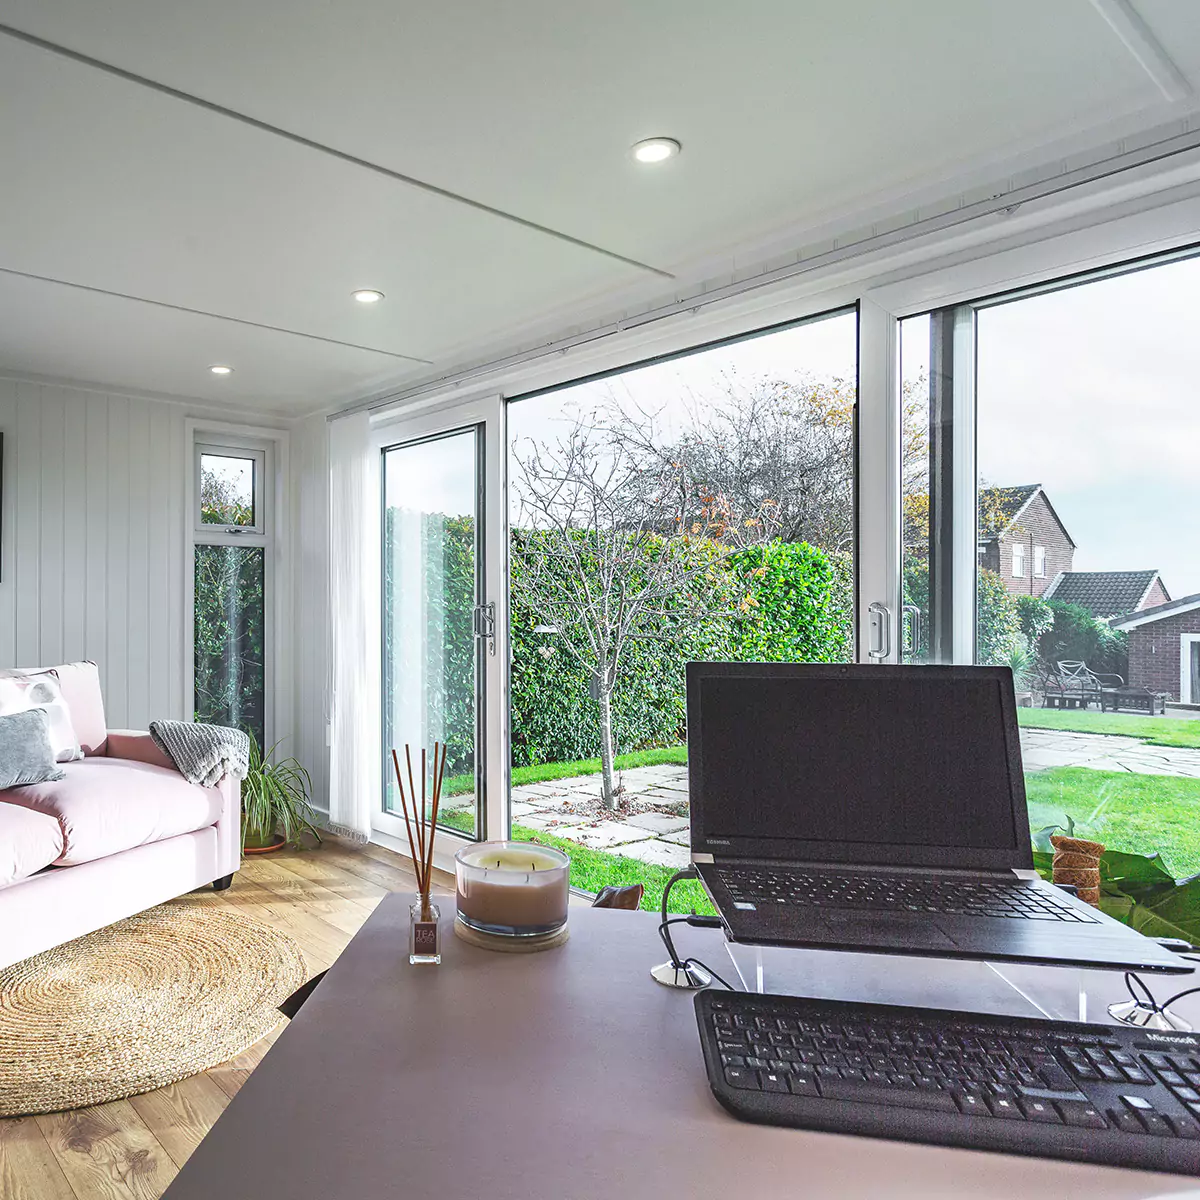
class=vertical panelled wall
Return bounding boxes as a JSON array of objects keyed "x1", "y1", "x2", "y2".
[
  {"x1": 290, "y1": 412, "x2": 330, "y2": 814},
  {"x1": 0, "y1": 378, "x2": 188, "y2": 729}
]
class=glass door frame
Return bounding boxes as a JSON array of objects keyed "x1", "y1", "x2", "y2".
[{"x1": 370, "y1": 395, "x2": 509, "y2": 868}]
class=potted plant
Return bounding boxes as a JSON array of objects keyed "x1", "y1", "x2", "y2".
[{"x1": 241, "y1": 734, "x2": 321, "y2": 853}]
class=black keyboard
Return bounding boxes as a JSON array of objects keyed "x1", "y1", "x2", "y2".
[
  {"x1": 716, "y1": 867, "x2": 1097, "y2": 922},
  {"x1": 696, "y1": 989, "x2": 1200, "y2": 1173}
]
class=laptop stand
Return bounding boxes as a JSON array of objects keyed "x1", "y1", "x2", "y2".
[{"x1": 723, "y1": 939, "x2": 1090, "y2": 1024}]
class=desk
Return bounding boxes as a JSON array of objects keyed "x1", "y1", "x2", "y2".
[{"x1": 163, "y1": 895, "x2": 1193, "y2": 1200}]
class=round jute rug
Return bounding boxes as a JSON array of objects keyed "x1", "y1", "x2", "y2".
[{"x1": 0, "y1": 903, "x2": 307, "y2": 1116}]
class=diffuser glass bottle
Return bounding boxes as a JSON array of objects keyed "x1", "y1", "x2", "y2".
[{"x1": 409, "y1": 897, "x2": 441, "y2": 965}]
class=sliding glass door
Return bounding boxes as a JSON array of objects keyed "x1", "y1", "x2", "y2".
[
  {"x1": 897, "y1": 250, "x2": 1200, "y2": 876},
  {"x1": 375, "y1": 400, "x2": 507, "y2": 850}
]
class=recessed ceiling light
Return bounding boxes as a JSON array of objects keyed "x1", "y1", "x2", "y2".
[
  {"x1": 352, "y1": 289, "x2": 386, "y2": 303},
  {"x1": 630, "y1": 137, "x2": 681, "y2": 164},
  {"x1": 209, "y1": 365, "x2": 233, "y2": 375}
]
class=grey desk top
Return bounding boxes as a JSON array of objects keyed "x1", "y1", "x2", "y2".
[{"x1": 164, "y1": 895, "x2": 1197, "y2": 1200}]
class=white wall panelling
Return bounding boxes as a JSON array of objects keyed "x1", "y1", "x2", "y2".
[{"x1": 1, "y1": 377, "x2": 227, "y2": 732}]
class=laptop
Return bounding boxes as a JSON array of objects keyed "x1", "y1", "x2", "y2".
[{"x1": 687, "y1": 662, "x2": 1190, "y2": 973}]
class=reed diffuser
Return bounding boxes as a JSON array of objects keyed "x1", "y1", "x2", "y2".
[{"x1": 391, "y1": 742, "x2": 447, "y2": 964}]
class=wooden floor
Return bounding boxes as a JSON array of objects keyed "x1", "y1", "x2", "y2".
[{"x1": 0, "y1": 837, "x2": 453, "y2": 1200}]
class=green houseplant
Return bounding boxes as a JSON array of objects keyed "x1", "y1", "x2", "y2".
[{"x1": 241, "y1": 734, "x2": 321, "y2": 852}]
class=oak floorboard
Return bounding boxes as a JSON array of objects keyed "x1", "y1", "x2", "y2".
[
  {"x1": 35, "y1": 1100, "x2": 177, "y2": 1200},
  {"x1": 0, "y1": 1115, "x2": 78, "y2": 1200},
  {"x1": 126, "y1": 1076, "x2": 231, "y2": 1171},
  {"x1": 2, "y1": 838, "x2": 421, "y2": 1200}
]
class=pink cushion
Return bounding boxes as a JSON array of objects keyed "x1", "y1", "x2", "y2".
[
  {"x1": 0, "y1": 801, "x2": 65, "y2": 887},
  {"x1": 0, "y1": 758, "x2": 223, "y2": 865},
  {"x1": 4, "y1": 662, "x2": 108, "y2": 756}
]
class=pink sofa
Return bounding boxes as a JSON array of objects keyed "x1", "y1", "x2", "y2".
[{"x1": 0, "y1": 662, "x2": 241, "y2": 970}]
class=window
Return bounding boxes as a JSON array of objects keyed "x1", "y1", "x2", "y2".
[
  {"x1": 196, "y1": 445, "x2": 265, "y2": 535},
  {"x1": 505, "y1": 310, "x2": 857, "y2": 895},
  {"x1": 192, "y1": 437, "x2": 271, "y2": 749},
  {"x1": 903, "y1": 249, "x2": 1200, "y2": 882}
]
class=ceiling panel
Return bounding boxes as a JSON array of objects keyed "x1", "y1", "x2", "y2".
[
  {"x1": 0, "y1": 272, "x2": 406, "y2": 414},
  {"x1": 0, "y1": 0, "x2": 1171, "y2": 270},
  {"x1": 0, "y1": 31, "x2": 646, "y2": 391}
]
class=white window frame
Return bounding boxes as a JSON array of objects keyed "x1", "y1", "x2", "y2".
[
  {"x1": 186, "y1": 422, "x2": 291, "y2": 752},
  {"x1": 1183, "y1": 634, "x2": 1200, "y2": 706},
  {"x1": 195, "y1": 443, "x2": 267, "y2": 536},
  {"x1": 1012, "y1": 543, "x2": 1026, "y2": 579},
  {"x1": 1033, "y1": 545, "x2": 1047, "y2": 578}
]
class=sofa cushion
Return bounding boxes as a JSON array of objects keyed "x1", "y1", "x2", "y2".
[
  {"x1": 0, "y1": 709, "x2": 66, "y2": 789},
  {"x1": 2, "y1": 662, "x2": 107, "y2": 756},
  {"x1": 0, "y1": 672, "x2": 83, "y2": 762},
  {"x1": 0, "y1": 758, "x2": 223, "y2": 866},
  {"x1": 0, "y1": 801, "x2": 64, "y2": 888}
]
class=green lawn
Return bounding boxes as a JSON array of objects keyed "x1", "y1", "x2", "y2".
[
  {"x1": 442, "y1": 745, "x2": 688, "y2": 797},
  {"x1": 1017, "y1": 707, "x2": 1200, "y2": 749},
  {"x1": 1026, "y1": 766, "x2": 1200, "y2": 877},
  {"x1": 510, "y1": 824, "x2": 715, "y2": 915}
]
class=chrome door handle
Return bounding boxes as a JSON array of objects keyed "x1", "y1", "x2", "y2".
[
  {"x1": 903, "y1": 604, "x2": 922, "y2": 657},
  {"x1": 868, "y1": 602, "x2": 891, "y2": 660},
  {"x1": 473, "y1": 602, "x2": 496, "y2": 656}
]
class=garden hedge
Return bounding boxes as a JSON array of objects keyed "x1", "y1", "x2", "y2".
[{"x1": 384, "y1": 511, "x2": 852, "y2": 771}]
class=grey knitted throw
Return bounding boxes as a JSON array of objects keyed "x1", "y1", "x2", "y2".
[{"x1": 149, "y1": 720, "x2": 250, "y2": 788}]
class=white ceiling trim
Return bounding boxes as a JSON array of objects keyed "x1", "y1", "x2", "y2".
[
  {"x1": 0, "y1": 264, "x2": 431, "y2": 366},
  {"x1": 328, "y1": 121, "x2": 1200, "y2": 423},
  {"x1": 1089, "y1": 0, "x2": 1192, "y2": 103},
  {"x1": 0, "y1": 20, "x2": 673, "y2": 282}
]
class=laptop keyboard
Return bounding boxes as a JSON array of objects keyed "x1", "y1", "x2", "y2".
[{"x1": 716, "y1": 867, "x2": 1099, "y2": 923}]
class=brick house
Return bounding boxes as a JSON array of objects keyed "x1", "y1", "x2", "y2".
[
  {"x1": 977, "y1": 484, "x2": 1075, "y2": 597},
  {"x1": 1042, "y1": 570, "x2": 1170, "y2": 620},
  {"x1": 1111, "y1": 594, "x2": 1200, "y2": 703}
]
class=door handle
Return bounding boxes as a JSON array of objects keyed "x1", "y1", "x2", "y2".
[
  {"x1": 473, "y1": 602, "x2": 496, "y2": 656},
  {"x1": 902, "y1": 604, "x2": 922, "y2": 658},
  {"x1": 868, "y1": 602, "x2": 891, "y2": 660}
]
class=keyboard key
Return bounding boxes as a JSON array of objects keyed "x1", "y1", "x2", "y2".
[
  {"x1": 1109, "y1": 1108, "x2": 1145, "y2": 1134},
  {"x1": 985, "y1": 1095, "x2": 1025, "y2": 1119},
  {"x1": 760, "y1": 1071, "x2": 790, "y2": 1093},
  {"x1": 787, "y1": 1072, "x2": 819, "y2": 1097},
  {"x1": 1056, "y1": 1100, "x2": 1108, "y2": 1129},
  {"x1": 822, "y1": 1077, "x2": 959, "y2": 1113},
  {"x1": 1170, "y1": 1117, "x2": 1200, "y2": 1139},
  {"x1": 1138, "y1": 1112, "x2": 1175, "y2": 1137},
  {"x1": 1038, "y1": 1063, "x2": 1075, "y2": 1091},
  {"x1": 954, "y1": 1091, "x2": 990, "y2": 1116},
  {"x1": 1018, "y1": 1097, "x2": 1062, "y2": 1123},
  {"x1": 724, "y1": 1067, "x2": 759, "y2": 1090}
]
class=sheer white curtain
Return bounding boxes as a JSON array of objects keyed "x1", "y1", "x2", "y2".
[{"x1": 327, "y1": 410, "x2": 380, "y2": 842}]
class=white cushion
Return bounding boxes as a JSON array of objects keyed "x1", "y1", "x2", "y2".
[{"x1": 0, "y1": 672, "x2": 83, "y2": 762}]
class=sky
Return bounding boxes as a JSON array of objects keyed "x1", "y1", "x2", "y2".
[{"x1": 392, "y1": 254, "x2": 1200, "y2": 599}]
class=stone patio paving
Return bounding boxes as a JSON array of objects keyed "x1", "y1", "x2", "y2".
[{"x1": 511, "y1": 726, "x2": 1200, "y2": 868}]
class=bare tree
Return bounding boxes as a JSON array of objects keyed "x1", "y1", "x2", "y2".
[
  {"x1": 511, "y1": 413, "x2": 777, "y2": 809},
  {"x1": 610, "y1": 375, "x2": 857, "y2": 551}
]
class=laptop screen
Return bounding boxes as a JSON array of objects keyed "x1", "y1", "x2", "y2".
[{"x1": 687, "y1": 664, "x2": 1032, "y2": 871}]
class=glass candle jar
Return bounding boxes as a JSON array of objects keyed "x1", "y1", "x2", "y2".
[{"x1": 454, "y1": 842, "x2": 570, "y2": 937}]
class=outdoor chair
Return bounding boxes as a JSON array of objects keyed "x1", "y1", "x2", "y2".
[{"x1": 1039, "y1": 660, "x2": 1124, "y2": 709}]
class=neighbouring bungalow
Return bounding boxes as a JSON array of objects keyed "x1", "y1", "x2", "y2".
[{"x1": 1111, "y1": 594, "x2": 1200, "y2": 704}]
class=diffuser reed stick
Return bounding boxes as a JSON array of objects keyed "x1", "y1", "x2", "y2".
[{"x1": 391, "y1": 742, "x2": 447, "y2": 921}]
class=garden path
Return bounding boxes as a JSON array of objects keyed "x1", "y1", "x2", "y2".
[{"x1": 512, "y1": 728, "x2": 1200, "y2": 867}]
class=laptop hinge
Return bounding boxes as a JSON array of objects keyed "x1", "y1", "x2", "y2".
[
  {"x1": 1011, "y1": 868, "x2": 1039, "y2": 881},
  {"x1": 692, "y1": 853, "x2": 714, "y2": 864}
]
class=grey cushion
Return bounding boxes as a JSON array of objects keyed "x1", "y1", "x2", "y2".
[{"x1": 0, "y1": 709, "x2": 66, "y2": 789}]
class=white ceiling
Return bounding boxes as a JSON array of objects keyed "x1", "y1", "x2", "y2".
[{"x1": 0, "y1": 0, "x2": 1198, "y2": 416}]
